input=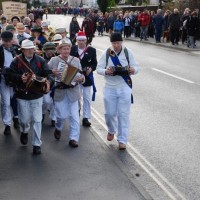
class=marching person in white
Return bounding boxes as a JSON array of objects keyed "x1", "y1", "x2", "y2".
[
  {"x1": 0, "y1": 31, "x2": 19, "y2": 135},
  {"x1": 97, "y1": 32, "x2": 139, "y2": 150},
  {"x1": 70, "y1": 31, "x2": 97, "y2": 127},
  {"x1": 48, "y1": 39, "x2": 85, "y2": 148}
]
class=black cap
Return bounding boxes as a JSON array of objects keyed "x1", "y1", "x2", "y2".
[
  {"x1": 31, "y1": 26, "x2": 43, "y2": 33},
  {"x1": 11, "y1": 16, "x2": 20, "y2": 22},
  {"x1": 110, "y1": 32, "x2": 123, "y2": 42},
  {"x1": 1, "y1": 31, "x2": 13, "y2": 41}
]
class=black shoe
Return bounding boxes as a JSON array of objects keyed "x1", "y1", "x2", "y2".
[
  {"x1": 69, "y1": 140, "x2": 78, "y2": 148},
  {"x1": 54, "y1": 129, "x2": 61, "y2": 140},
  {"x1": 20, "y1": 133, "x2": 28, "y2": 145},
  {"x1": 33, "y1": 146, "x2": 41, "y2": 155},
  {"x1": 4, "y1": 125, "x2": 11, "y2": 135},
  {"x1": 82, "y1": 118, "x2": 91, "y2": 127},
  {"x1": 51, "y1": 120, "x2": 55, "y2": 127},
  {"x1": 13, "y1": 117, "x2": 19, "y2": 129}
]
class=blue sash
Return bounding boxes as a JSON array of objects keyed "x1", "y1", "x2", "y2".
[
  {"x1": 109, "y1": 50, "x2": 133, "y2": 104},
  {"x1": 88, "y1": 72, "x2": 97, "y2": 101}
]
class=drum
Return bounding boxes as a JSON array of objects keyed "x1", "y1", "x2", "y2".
[
  {"x1": 61, "y1": 64, "x2": 79, "y2": 86},
  {"x1": 25, "y1": 73, "x2": 49, "y2": 94}
]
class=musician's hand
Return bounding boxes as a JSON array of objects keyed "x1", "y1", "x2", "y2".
[
  {"x1": 76, "y1": 75, "x2": 84, "y2": 84},
  {"x1": 105, "y1": 67, "x2": 113, "y2": 76},
  {"x1": 52, "y1": 68, "x2": 60, "y2": 77},
  {"x1": 34, "y1": 39, "x2": 40, "y2": 45},
  {"x1": 44, "y1": 80, "x2": 50, "y2": 93},
  {"x1": 86, "y1": 67, "x2": 92, "y2": 76},
  {"x1": 21, "y1": 73, "x2": 28, "y2": 83},
  {"x1": 129, "y1": 67, "x2": 135, "y2": 75}
]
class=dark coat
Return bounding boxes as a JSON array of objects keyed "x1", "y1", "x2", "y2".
[
  {"x1": 81, "y1": 17, "x2": 94, "y2": 37},
  {"x1": 186, "y1": 16, "x2": 200, "y2": 36},
  {"x1": 70, "y1": 45, "x2": 97, "y2": 87},
  {"x1": 169, "y1": 13, "x2": 181, "y2": 30},
  {"x1": 153, "y1": 14, "x2": 165, "y2": 29},
  {"x1": 69, "y1": 21, "x2": 80, "y2": 36},
  {"x1": 7, "y1": 53, "x2": 54, "y2": 100}
]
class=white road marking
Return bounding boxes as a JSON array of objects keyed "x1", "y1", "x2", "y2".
[
  {"x1": 152, "y1": 68, "x2": 194, "y2": 84},
  {"x1": 90, "y1": 106, "x2": 186, "y2": 200}
]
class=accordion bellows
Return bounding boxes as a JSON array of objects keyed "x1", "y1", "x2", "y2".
[{"x1": 61, "y1": 64, "x2": 79, "y2": 86}]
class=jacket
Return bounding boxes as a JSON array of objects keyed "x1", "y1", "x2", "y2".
[
  {"x1": 169, "y1": 13, "x2": 181, "y2": 30},
  {"x1": 7, "y1": 53, "x2": 54, "y2": 100},
  {"x1": 70, "y1": 45, "x2": 97, "y2": 87},
  {"x1": 48, "y1": 55, "x2": 84, "y2": 102},
  {"x1": 138, "y1": 13, "x2": 150, "y2": 26},
  {"x1": 113, "y1": 19, "x2": 124, "y2": 31}
]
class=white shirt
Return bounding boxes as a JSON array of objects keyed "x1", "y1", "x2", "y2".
[
  {"x1": 97, "y1": 46, "x2": 139, "y2": 88},
  {"x1": 3, "y1": 48, "x2": 13, "y2": 68},
  {"x1": 78, "y1": 48, "x2": 84, "y2": 59}
]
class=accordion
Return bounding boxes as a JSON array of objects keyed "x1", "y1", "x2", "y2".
[
  {"x1": 25, "y1": 73, "x2": 49, "y2": 95},
  {"x1": 61, "y1": 64, "x2": 79, "y2": 86},
  {"x1": 110, "y1": 66, "x2": 130, "y2": 76}
]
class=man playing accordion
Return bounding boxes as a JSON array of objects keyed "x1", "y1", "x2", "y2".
[{"x1": 48, "y1": 39, "x2": 85, "y2": 148}]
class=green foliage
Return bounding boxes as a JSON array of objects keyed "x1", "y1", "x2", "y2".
[
  {"x1": 108, "y1": 0, "x2": 116, "y2": 7},
  {"x1": 97, "y1": 0, "x2": 108, "y2": 13},
  {"x1": 126, "y1": 0, "x2": 140, "y2": 5},
  {"x1": 114, "y1": 0, "x2": 120, "y2": 4}
]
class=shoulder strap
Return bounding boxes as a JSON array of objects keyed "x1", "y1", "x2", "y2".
[
  {"x1": 124, "y1": 47, "x2": 130, "y2": 65},
  {"x1": 16, "y1": 55, "x2": 34, "y2": 74},
  {"x1": 106, "y1": 48, "x2": 110, "y2": 66},
  {"x1": 106, "y1": 47, "x2": 130, "y2": 66}
]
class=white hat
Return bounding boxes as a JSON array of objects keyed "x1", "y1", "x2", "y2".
[
  {"x1": 57, "y1": 39, "x2": 72, "y2": 51},
  {"x1": 42, "y1": 21, "x2": 48, "y2": 27},
  {"x1": 21, "y1": 39, "x2": 36, "y2": 49},
  {"x1": 52, "y1": 34, "x2": 62, "y2": 42}
]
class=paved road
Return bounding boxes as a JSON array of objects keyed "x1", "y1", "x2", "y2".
[
  {"x1": 45, "y1": 14, "x2": 200, "y2": 200},
  {"x1": 0, "y1": 14, "x2": 200, "y2": 200}
]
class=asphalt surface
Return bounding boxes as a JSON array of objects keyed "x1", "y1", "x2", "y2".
[
  {"x1": 0, "y1": 118, "x2": 149, "y2": 200},
  {"x1": 0, "y1": 14, "x2": 200, "y2": 200}
]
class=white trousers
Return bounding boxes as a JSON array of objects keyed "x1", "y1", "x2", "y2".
[
  {"x1": 0, "y1": 77, "x2": 14, "y2": 126},
  {"x1": 80, "y1": 85, "x2": 91, "y2": 119},
  {"x1": 103, "y1": 86, "x2": 132, "y2": 144},
  {"x1": 42, "y1": 92, "x2": 56, "y2": 121},
  {"x1": 17, "y1": 97, "x2": 43, "y2": 146},
  {"x1": 42, "y1": 93, "x2": 51, "y2": 114},
  {"x1": 54, "y1": 92, "x2": 80, "y2": 142}
]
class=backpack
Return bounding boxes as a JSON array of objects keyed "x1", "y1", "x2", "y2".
[{"x1": 106, "y1": 47, "x2": 129, "y2": 66}]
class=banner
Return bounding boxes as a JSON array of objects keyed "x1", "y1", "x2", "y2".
[{"x1": 2, "y1": 1, "x2": 27, "y2": 20}]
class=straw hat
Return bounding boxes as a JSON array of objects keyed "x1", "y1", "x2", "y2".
[
  {"x1": 57, "y1": 39, "x2": 72, "y2": 51},
  {"x1": 16, "y1": 23, "x2": 25, "y2": 33},
  {"x1": 55, "y1": 28, "x2": 68, "y2": 34}
]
